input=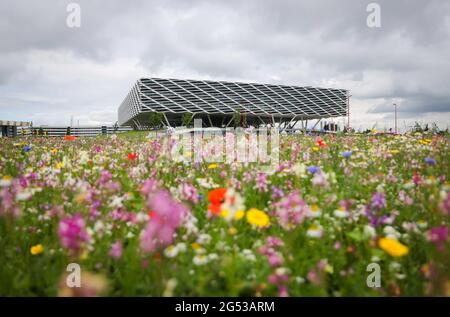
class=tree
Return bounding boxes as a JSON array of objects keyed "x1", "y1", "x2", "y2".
[
  {"x1": 181, "y1": 113, "x2": 194, "y2": 127},
  {"x1": 233, "y1": 111, "x2": 242, "y2": 128},
  {"x1": 148, "y1": 112, "x2": 164, "y2": 129}
]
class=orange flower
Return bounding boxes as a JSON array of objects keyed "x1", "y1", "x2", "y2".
[
  {"x1": 127, "y1": 153, "x2": 138, "y2": 161},
  {"x1": 207, "y1": 188, "x2": 227, "y2": 216},
  {"x1": 64, "y1": 135, "x2": 76, "y2": 141},
  {"x1": 208, "y1": 188, "x2": 227, "y2": 204}
]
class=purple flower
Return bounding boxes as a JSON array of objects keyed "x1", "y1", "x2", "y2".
[
  {"x1": 427, "y1": 226, "x2": 448, "y2": 251},
  {"x1": 424, "y1": 157, "x2": 436, "y2": 166},
  {"x1": 342, "y1": 151, "x2": 352, "y2": 158},
  {"x1": 179, "y1": 183, "x2": 199, "y2": 204},
  {"x1": 307, "y1": 166, "x2": 320, "y2": 174},
  {"x1": 109, "y1": 240, "x2": 123, "y2": 260},
  {"x1": 271, "y1": 186, "x2": 284, "y2": 200},
  {"x1": 255, "y1": 172, "x2": 268, "y2": 192},
  {"x1": 98, "y1": 170, "x2": 112, "y2": 185},
  {"x1": 23, "y1": 145, "x2": 32, "y2": 152},
  {"x1": 58, "y1": 214, "x2": 90, "y2": 253},
  {"x1": 370, "y1": 192, "x2": 386, "y2": 210},
  {"x1": 365, "y1": 192, "x2": 387, "y2": 227},
  {"x1": 273, "y1": 191, "x2": 310, "y2": 230}
]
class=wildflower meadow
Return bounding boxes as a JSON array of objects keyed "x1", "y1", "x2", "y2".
[{"x1": 0, "y1": 132, "x2": 449, "y2": 296}]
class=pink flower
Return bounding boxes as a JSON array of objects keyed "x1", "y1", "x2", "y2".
[
  {"x1": 255, "y1": 173, "x2": 268, "y2": 192},
  {"x1": 140, "y1": 190, "x2": 189, "y2": 253},
  {"x1": 58, "y1": 213, "x2": 90, "y2": 253},
  {"x1": 427, "y1": 226, "x2": 449, "y2": 251},
  {"x1": 179, "y1": 183, "x2": 199, "y2": 204},
  {"x1": 109, "y1": 240, "x2": 122, "y2": 260},
  {"x1": 268, "y1": 254, "x2": 284, "y2": 267},
  {"x1": 98, "y1": 170, "x2": 112, "y2": 185},
  {"x1": 273, "y1": 192, "x2": 310, "y2": 230},
  {"x1": 0, "y1": 187, "x2": 21, "y2": 218}
]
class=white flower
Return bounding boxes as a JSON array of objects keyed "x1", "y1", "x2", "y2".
[
  {"x1": 363, "y1": 225, "x2": 376, "y2": 238},
  {"x1": 292, "y1": 163, "x2": 307, "y2": 178},
  {"x1": 16, "y1": 191, "x2": 32, "y2": 201},
  {"x1": 275, "y1": 267, "x2": 290, "y2": 276},
  {"x1": 370, "y1": 256, "x2": 381, "y2": 262},
  {"x1": 0, "y1": 176, "x2": 12, "y2": 187},
  {"x1": 241, "y1": 249, "x2": 256, "y2": 262},
  {"x1": 93, "y1": 220, "x2": 105, "y2": 236},
  {"x1": 389, "y1": 262, "x2": 401, "y2": 271},
  {"x1": 334, "y1": 209, "x2": 349, "y2": 218},
  {"x1": 136, "y1": 212, "x2": 150, "y2": 223},
  {"x1": 164, "y1": 245, "x2": 179, "y2": 258},
  {"x1": 306, "y1": 224, "x2": 323, "y2": 238},
  {"x1": 383, "y1": 226, "x2": 400, "y2": 239},
  {"x1": 307, "y1": 205, "x2": 322, "y2": 218},
  {"x1": 78, "y1": 151, "x2": 89, "y2": 165},
  {"x1": 196, "y1": 233, "x2": 212, "y2": 245},
  {"x1": 108, "y1": 196, "x2": 124, "y2": 208},
  {"x1": 208, "y1": 253, "x2": 219, "y2": 261},
  {"x1": 163, "y1": 278, "x2": 177, "y2": 297},
  {"x1": 175, "y1": 242, "x2": 187, "y2": 252},
  {"x1": 193, "y1": 254, "x2": 209, "y2": 266}
]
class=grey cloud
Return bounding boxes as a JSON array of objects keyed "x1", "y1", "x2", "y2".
[{"x1": 0, "y1": 0, "x2": 449, "y2": 128}]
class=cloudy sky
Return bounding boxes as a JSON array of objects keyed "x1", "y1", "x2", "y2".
[{"x1": 0, "y1": 0, "x2": 449, "y2": 131}]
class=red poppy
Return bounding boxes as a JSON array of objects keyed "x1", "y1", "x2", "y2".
[
  {"x1": 316, "y1": 137, "x2": 327, "y2": 148},
  {"x1": 127, "y1": 153, "x2": 138, "y2": 161},
  {"x1": 208, "y1": 188, "x2": 227, "y2": 204},
  {"x1": 64, "y1": 135, "x2": 76, "y2": 141},
  {"x1": 207, "y1": 188, "x2": 227, "y2": 216}
]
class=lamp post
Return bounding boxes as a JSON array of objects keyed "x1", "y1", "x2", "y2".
[
  {"x1": 393, "y1": 103, "x2": 398, "y2": 134},
  {"x1": 347, "y1": 94, "x2": 352, "y2": 132}
]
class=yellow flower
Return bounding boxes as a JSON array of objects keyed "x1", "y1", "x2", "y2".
[
  {"x1": 30, "y1": 244, "x2": 44, "y2": 255},
  {"x1": 312, "y1": 147, "x2": 320, "y2": 152},
  {"x1": 50, "y1": 149, "x2": 59, "y2": 154},
  {"x1": 207, "y1": 163, "x2": 218, "y2": 169},
  {"x1": 191, "y1": 242, "x2": 201, "y2": 250},
  {"x1": 55, "y1": 162, "x2": 65, "y2": 169},
  {"x1": 246, "y1": 208, "x2": 270, "y2": 228},
  {"x1": 220, "y1": 209, "x2": 245, "y2": 221},
  {"x1": 379, "y1": 237, "x2": 409, "y2": 257},
  {"x1": 228, "y1": 227, "x2": 238, "y2": 235},
  {"x1": 389, "y1": 149, "x2": 400, "y2": 154}
]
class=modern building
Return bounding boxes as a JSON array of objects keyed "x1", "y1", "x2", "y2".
[
  {"x1": 118, "y1": 78, "x2": 349, "y2": 130},
  {"x1": 0, "y1": 120, "x2": 31, "y2": 137}
]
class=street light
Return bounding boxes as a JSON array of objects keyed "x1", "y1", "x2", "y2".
[
  {"x1": 347, "y1": 94, "x2": 352, "y2": 132},
  {"x1": 393, "y1": 103, "x2": 398, "y2": 134}
]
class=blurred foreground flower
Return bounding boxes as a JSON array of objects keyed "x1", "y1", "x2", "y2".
[
  {"x1": 140, "y1": 190, "x2": 189, "y2": 253},
  {"x1": 58, "y1": 214, "x2": 91, "y2": 255},
  {"x1": 58, "y1": 271, "x2": 108, "y2": 297}
]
